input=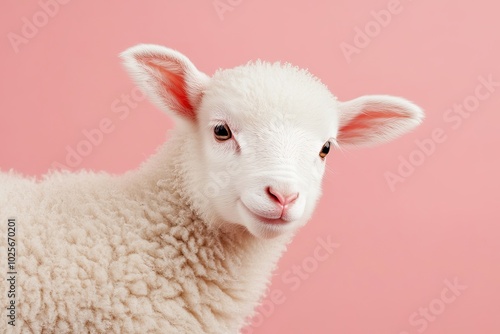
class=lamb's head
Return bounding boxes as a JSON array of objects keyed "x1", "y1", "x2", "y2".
[{"x1": 121, "y1": 44, "x2": 423, "y2": 239}]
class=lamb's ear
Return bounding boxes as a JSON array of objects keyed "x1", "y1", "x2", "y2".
[
  {"x1": 120, "y1": 44, "x2": 209, "y2": 121},
  {"x1": 336, "y1": 95, "x2": 424, "y2": 147}
]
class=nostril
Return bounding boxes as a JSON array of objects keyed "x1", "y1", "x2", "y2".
[
  {"x1": 266, "y1": 187, "x2": 299, "y2": 206},
  {"x1": 267, "y1": 187, "x2": 285, "y2": 205},
  {"x1": 284, "y1": 192, "x2": 299, "y2": 205}
]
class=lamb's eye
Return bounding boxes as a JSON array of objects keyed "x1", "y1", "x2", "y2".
[
  {"x1": 214, "y1": 124, "x2": 232, "y2": 141},
  {"x1": 319, "y1": 141, "x2": 331, "y2": 158}
]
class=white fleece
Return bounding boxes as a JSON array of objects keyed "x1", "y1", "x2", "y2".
[{"x1": 0, "y1": 131, "x2": 290, "y2": 333}]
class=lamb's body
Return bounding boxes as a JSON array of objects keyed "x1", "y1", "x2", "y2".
[
  {"x1": 1, "y1": 44, "x2": 423, "y2": 333},
  {"x1": 0, "y1": 131, "x2": 288, "y2": 333}
]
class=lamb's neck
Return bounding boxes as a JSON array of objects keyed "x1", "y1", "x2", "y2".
[
  {"x1": 133, "y1": 128, "x2": 294, "y2": 259},
  {"x1": 130, "y1": 130, "x2": 294, "y2": 316}
]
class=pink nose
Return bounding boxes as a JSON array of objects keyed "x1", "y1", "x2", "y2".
[{"x1": 266, "y1": 187, "x2": 299, "y2": 208}]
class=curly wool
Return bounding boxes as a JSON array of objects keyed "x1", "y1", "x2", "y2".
[{"x1": 0, "y1": 131, "x2": 289, "y2": 333}]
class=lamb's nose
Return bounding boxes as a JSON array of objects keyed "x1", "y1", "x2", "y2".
[{"x1": 266, "y1": 187, "x2": 299, "y2": 207}]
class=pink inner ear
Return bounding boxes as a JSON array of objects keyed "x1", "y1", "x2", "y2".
[
  {"x1": 138, "y1": 55, "x2": 195, "y2": 120},
  {"x1": 338, "y1": 110, "x2": 405, "y2": 141}
]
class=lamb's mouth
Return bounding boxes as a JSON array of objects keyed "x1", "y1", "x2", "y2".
[
  {"x1": 254, "y1": 215, "x2": 289, "y2": 225},
  {"x1": 239, "y1": 200, "x2": 291, "y2": 226}
]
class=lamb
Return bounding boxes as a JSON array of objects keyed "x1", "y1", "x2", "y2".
[{"x1": 0, "y1": 44, "x2": 424, "y2": 333}]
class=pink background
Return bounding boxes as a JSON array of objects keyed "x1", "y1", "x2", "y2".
[{"x1": 1, "y1": 1, "x2": 499, "y2": 333}]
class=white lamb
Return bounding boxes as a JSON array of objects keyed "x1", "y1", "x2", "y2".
[{"x1": 0, "y1": 44, "x2": 423, "y2": 333}]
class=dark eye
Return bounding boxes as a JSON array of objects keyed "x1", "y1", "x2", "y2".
[
  {"x1": 214, "y1": 124, "x2": 232, "y2": 141},
  {"x1": 319, "y1": 141, "x2": 331, "y2": 158}
]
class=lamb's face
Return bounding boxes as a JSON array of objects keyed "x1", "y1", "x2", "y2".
[
  {"x1": 196, "y1": 63, "x2": 339, "y2": 238},
  {"x1": 121, "y1": 44, "x2": 424, "y2": 239}
]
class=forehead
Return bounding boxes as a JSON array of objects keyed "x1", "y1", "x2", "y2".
[{"x1": 202, "y1": 62, "x2": 339, "y2": 135}]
